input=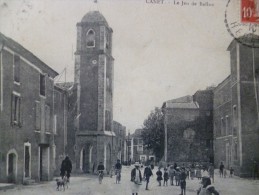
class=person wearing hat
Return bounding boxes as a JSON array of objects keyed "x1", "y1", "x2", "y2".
[
  {"x1": 197, "y1": 176, "x2": 219, "y2": 195},
  {"x1": 130, "y1": 162, "x2": 142, "y2": 195}
]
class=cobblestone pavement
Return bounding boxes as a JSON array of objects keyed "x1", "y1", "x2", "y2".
[{"x1": 2, "y1": 166, "x2": 259, "y2": 195}]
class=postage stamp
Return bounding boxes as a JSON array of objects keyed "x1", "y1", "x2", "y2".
[
  {"x1": 225, "y1": 0, "x2": 259, "y2": 47},
  {"x1": 241, "y1": 0, "x2": 259, "y2": 23}
]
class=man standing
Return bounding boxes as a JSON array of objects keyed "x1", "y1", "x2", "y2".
[
  {"x1": 115, "y1": 159, "x2": 122, "y2": 183},
  {"x1": 208, "y1": 163, "x2": 214, "y2": 183},
  {"x1": 115, "y1": 159, "x2": 122, "y2": 171},
  {"x1": 179, "y1": 168, "x2": 187, "y2": 195},
  {"x1": 144, "y1": 165, "x2": 153, "y2": 190},
  {"x1": 130, "y1": 162, "x2": 142, "y2": 195},
  {"x1": 97, "y1": 162, "x2": 105, "y2": 184},
  {"x1": 97, "y1": 162, "x2": 105, "y2": 172},
  {"x1": 169, "y1": 165, "x2": 175, "y2": 185},
  {"x1": 60, "y1": 156, "x2": 72, "y2": 181},
  {"x1": 219, "y1": 162, "x2": 224, "y2": 178}
]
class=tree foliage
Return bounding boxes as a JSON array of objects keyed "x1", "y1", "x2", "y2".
[{"x1": 141, "y1": 107, "x2": 164, "y2": 161}]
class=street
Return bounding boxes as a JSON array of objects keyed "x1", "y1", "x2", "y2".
[{"x1": 2, "y1": 166, "x2": 259, "y2": 195}]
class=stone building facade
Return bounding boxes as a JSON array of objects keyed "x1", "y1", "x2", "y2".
[
  {"x1": 213, "y1": 36, "x2": 259, "y2": 177},
  {"x1": 162, "y1": 91, "x2": 214, "y2": 164},
  {"x1": 0, "y1": 32, "x2": 68, "y2": 183}
]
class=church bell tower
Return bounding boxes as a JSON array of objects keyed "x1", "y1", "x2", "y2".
[{"x1": 74, "y1": 11, "x2": 115, "y2": 173}]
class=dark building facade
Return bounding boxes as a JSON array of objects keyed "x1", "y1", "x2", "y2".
[
  {"x1": 162, "y1": 90, "x2": 214, "y2": 164},
  {"x1": 213, "y1": 36, "x2": 259, "y2": 177},
  {"x1": 0, "y1": 33, "x2": 68, "y2": 183},
  {"x1": 113, "y1": 121, "x2": 126, "y2": 163}
]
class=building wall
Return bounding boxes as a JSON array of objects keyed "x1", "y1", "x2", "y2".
[
  {"x1": 113, "y1": 121, "x2": 126, "y2": 163},
  {"x1": 53, "y1": 86, "x2": 68, "y2": 175},
  {"x1": 127, "y1": 129, "x2": 155, "y2": 165},
  {"x1": 165, "y1": 108, "x2": 199, "y2": 124},
  {"x1": 164, "y1": 91, "x2": 214, "y2": 163},
  {"x1": 0, "y1": 44, "x2": 60, "y2": 183},
  {"x1": 213, "y1": 76, "x2": 233, "y2": 169},
  {"x1": 214, "y1": 40, "x2": 259, "y2": 177}
]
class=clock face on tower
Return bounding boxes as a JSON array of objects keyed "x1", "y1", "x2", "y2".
[{"x1": 92, "y1": 60, "x2": 97, "y2": 65}]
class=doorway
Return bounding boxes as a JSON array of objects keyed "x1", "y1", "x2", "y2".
[
  {"x1": 39, "y1": 144, "x2": 49, "y2": 181},
  {"x1": 24, "y1": 142, "x2": 31, "y2": 178},
  {"x1": 7, "y1": 150, "x2": 17, "y2": 183}
]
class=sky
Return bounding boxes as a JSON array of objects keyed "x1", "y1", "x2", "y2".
[{"x1": 0, "y1": 0, "x2": 233, "y2": 133}]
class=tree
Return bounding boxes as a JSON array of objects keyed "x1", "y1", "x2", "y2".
[{"x1": 141, "y1": 107, "x2": 164, "y2": 161}]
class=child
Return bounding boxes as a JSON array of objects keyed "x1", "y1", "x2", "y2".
[
  {"x1": 223, "y1": 169, "x2": 227, "y2": 178},
  {"x1": 175, "y1": 167, "x2": 180, "y2": 186},
  {"x1": 163, "y1": 168, "x2": 169, "y2": 186},
  {"x1": 179, "y1": 168, "x2": 187, "y2": 195},
  {"x1": 186, "y1": 166, "x2": 190, "y2": 180},
  {"x1": 156, "y1": 168, "x2": 163, "y2": 186},
  {"x1": 196, "y1": 166, "x2": 202, "y2": 180},
  {"x1": 230, "y1": 167, "x2": 234, "y2": 177},
  {"x1": 169, "y1": 166, "x2": 175, "y2": 185}
]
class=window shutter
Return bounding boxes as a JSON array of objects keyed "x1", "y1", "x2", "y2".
[
  {"x1": 19, "y1": 97, "x2": 23, "y2": 127},
  {"x1": 10, "y1": 94, "x2": 14, "y2": 126},
  {"x1": 35, "y1": 101, "x2": 40, "y2": 130},
  {"x1": 45, "y1": 105, "x2": 50, "y2": 132}
]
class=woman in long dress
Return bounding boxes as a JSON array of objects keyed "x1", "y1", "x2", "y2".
[{"x1": 130, "y1": 162, "x2": 142, "y2": 195}]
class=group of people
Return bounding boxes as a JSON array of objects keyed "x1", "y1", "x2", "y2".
[
  {"x1": 130, "y1": 162, "x2": 219, "y2": 195},
  {"x1": 59, "y1": 157, "x2": 220, "y2": 195},
  {"x1": 219, "y1": 162, "x2": 234, "y2": 178}
]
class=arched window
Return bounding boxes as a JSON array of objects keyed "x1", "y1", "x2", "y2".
[{"x1": 86, "y1": 29, "x2": 95, "y2": 47}]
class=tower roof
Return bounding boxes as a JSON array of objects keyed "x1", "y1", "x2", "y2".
[{"x1": 81, "y1": 11, "x2": 108, "y2": 26}]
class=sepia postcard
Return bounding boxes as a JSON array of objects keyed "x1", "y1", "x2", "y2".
[{"x1": 0, "y1": 0, "x2": 259, "y2": 194}]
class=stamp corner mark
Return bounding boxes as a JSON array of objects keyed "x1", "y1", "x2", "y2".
[{"x1": 225, "y1": 0, "x2": 259, "y2": 48}]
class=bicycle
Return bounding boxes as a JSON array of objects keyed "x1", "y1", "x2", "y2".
[
  {"x1": 98, "y1": 170, "x2": 104, "y2": 184},
  {"x1": 115, "y1": 169, "x2": 121, "y2": 184}
]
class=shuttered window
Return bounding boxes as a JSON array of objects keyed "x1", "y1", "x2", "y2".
[
  {"x1": 35, "y1": 101, "x2": 40, "y2": 130},
  {"x1": 40, "y1": 74, "x2": 46, "y2": 96},
  {"x1": 45, "y1": 105, "x2": 50, "y2": 132},
  {"x1": 11, "y1": 93, "x2": 22, "y2": 126},
  {"x1": 14, "y1": 55, "x2": 20, "y2": 83}
]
